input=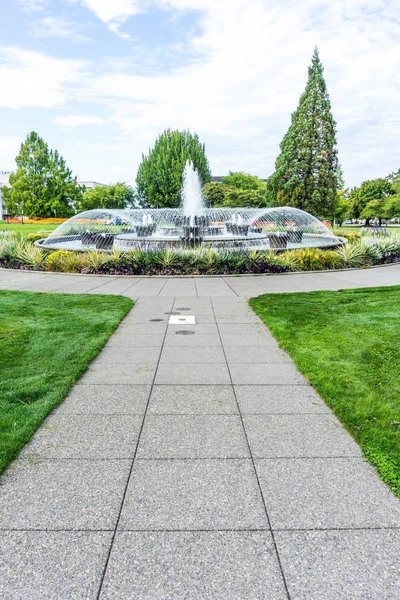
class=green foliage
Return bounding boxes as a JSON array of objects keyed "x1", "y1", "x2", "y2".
[
  {"x1": 4, "y1": 132, "x2": 83, "y2": 218},
  {"x1": 267, "y1": 47, "x2": 339, "y2": 217},
  {"x1": 249, "y1": 286, "x2": 400, "y2": 496},
  {"x1": 349, "y1": 178, "x2": 395, "y2": 223},
  {"x1": 136, "y1": 129, "x2": 211, "y2": 208},
  {"x1": 45, "y1": 250, "x2": 88, "y2": 273},
  {"x1": 335, "y1": 242, "x2": 367, "y2": 267},
  {"x1": 222, "y1": 188, "x2": 268, "y2": 208},
  {"x1": 333, "y1": 191, "x2": 351, "y2": 226},
  {"x1": 0, "y1": 290, "x2": 132, "y2": 473},
  {"x1": 78, "y1": 183, "x2": 135, "y2": 212},
  {"x1": 3, "y1": 234, "x2": 400, "y2": 275},
  {"x1": 385, "y1": 196, "x2": 400, "y2": 219},
  {"x1": 202, "y1": 182, "x2": 230, "y2": 206},
  {"x1": 26, "y1": 232, "x2": 44, "y2": 242},
  {"x1": 203, "y1": 172, "x2": 267, "y2": 208},
  {"x1": 221, "y1": 172, "x2": 266, "y2": 192},
  {"x1": 358, "y1": 178, "x2": 393, "y2": 224}
]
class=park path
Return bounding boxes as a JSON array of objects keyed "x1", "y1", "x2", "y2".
[{"x1": 1, "y1": 267, "x2": 400, "y2": 598}]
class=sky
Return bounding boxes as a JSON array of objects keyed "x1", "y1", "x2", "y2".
[{"x1": 0, "y1": 0, "x2": 399, "y2": 188}]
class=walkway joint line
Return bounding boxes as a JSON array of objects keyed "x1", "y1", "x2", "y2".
[
  {"x1": 94, "y1": 297, "x2": 174, "y2": 600},
  {"x1": 210, "y1": 297, "x2": 292, "y2": 600}
]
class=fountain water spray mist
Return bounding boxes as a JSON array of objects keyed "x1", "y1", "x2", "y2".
[{"x1": 181, "y1": 161, "x2": 206, "y2": 225}]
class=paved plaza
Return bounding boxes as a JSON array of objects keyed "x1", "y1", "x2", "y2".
[{"x1": 1, "y1": 266, "x2": 400, "y2": 599}]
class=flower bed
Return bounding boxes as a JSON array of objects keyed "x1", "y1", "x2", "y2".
[{"x1": 1, "y1": 232, "x2": 400, "y2": 276}]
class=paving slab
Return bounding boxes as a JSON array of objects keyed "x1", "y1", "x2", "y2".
[
  {"x1": 85, "y1": 278, "x2": 139, "y2": 295},
  {"x1": 100, "y1": 531, "x2": 286, "y2": 600},
  {"x1": 0, "y1": 531, "x2": 112, "y2": 600},
  {"x1": 218, "y1": 323, "x2": 269, "y2": 335},
  {"x1": 216, "y1": 314, "x2": 263, "y2": 324},
  {"x1": 119, "y1": 459, "x2": 268, "y2": 530},
  {"x1": 113, "y1": 322, "x2": 167, "y2": 334},
  {"x1": 243, "y1": 414, "x2": 361, "y2": 458},
  {"x1": 173, "y1": 297, "x2": 212, "y2": 309},
  {"x1": 155, "y1": 362, "x2": 231, "y2": 385},
  {"x1": 163, "y1": 334, "x2": 222, "y2": 347},
  {"x1": 137, "y1": 415, "x2": 249, "y2": 458},
  {"x1": 229, "y1": 362, "x2": 308, "y2": 385},
  {"x1": 91, "y1": 346, "x2": 160, "y2": 365},
  {"x1": 120, "y1": 313, "x2": 168, "y2": 324},
  {"x1": 220, "y1": 334, "x2": 281, "y2": 347},
  {"x1": 166, "y1": 323, "x2": 219, "y2": 335},
  {"x1": 148, "y1": 385, "x2": 238, "y2": 414},
  {"x1": 107, "y1": 333, "x2": 165, "y2": 347},
  {"x1": 234, "y1": 385, "x2": 331, "y2": 414},
  {"x1": 81, "y1": 362, "x2": 157, "y2": 385},
  {"x1": 159, "y1": 346, "x2": 225, "y2": 363},
  {"x1": 256, "y1": 458, "x2": 400, "y2": 530},
  {"x1": 54, "y1": 384, "x2": 150, "y2": 414},
  {"x1": 0, "y1": 459, "x2": 130, "y2": 530},
  {"x1": 225, "y1": 346, "x2": 292, "y2": 363},
  {"x1": 20, "y1": 414, "x2": 142, "y2": 459},
  {"x1": 275, "y1": 529, "x2": 400, "y2": 600}
]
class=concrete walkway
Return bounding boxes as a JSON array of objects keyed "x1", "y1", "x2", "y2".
[
  {"x1": 1, "y1": 267, "x2": 400, "y2": 599},
  {"x1": 1, "y1": 262, "x2": 400, "y2": 297}
]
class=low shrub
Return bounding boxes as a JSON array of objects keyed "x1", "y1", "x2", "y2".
[
  {"x1": 2, "y1": 234, "x2": 400, "y2": 275},
  {"x1": 332, "y1": 229, "x2": 361, "y2": 242},
  {"x1": 27, "y1": 232, "x2": 45, "y2": 243},
  {"x1": 45, "y1": 250, "x2": 88, "y2": 273}
]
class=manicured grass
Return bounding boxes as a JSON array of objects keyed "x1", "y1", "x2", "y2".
[
  {"x1": 249, "y1": 286, "x2": 400, "y2": 497},
  {"x1": 0, "y1": 222, "x2": 59, "y2": 235},
  {"x1": 0, "y1": 290, "x2": 133, "y2": 473}
]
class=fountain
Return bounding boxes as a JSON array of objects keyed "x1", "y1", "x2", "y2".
[{"x1": 39, "y1": 163, "x2": 343, "y2": 252}]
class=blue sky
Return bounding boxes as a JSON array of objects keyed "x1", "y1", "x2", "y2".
[{"x1": 1, "y1": 0, "x2": 399, "y2": 187}]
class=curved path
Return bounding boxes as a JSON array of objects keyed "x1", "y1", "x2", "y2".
[
  {"x1": 1, "y1": 265, "x2": 400, "y2": 599},
  {"x1": 1, "y1": 262, "x2": 400, "y2": 297}
]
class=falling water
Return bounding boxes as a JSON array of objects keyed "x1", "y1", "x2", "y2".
[{"x1": 181, "y1": 161, "x2": 206, "y2": 224}]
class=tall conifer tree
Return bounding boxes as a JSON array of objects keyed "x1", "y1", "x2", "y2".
[{"x1": 268, "y1": 48, "x2": 339, "y2": 217}]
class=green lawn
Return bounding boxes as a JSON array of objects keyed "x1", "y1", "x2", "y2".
[
  {"x1": 0, "y1": 222, "x2": 59, "y2": 235},
  {"x1": 249, "y1": 286, "x2": 400, "y2": 497},
  {"x1": 0, "y1": 290, "x2": 133, "y2": 473}
]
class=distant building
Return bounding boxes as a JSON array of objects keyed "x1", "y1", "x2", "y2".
[
  {"x1": 78, "y1": 181, "x2": 107, "y2": 191},
  {"x1": 0, "y1": 171, "x2": 12, "y2": 220}
]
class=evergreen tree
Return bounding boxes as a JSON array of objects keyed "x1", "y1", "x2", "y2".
[
  {"x1": 268, "y1": 47, "x2": 339, "y2": 217},
  {"x1": 136, "y1": 129, "x2": 211, "y2": 207},
  {"x1": 4, "y1": 131, "x2": 83, "y2": 218}
]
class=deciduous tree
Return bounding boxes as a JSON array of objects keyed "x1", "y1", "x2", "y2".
[
  {"x1": 136, "y1": 129, "x2": 211, "y2": 208},
  {"x1": 78, "y1": 183, "x2": 135, "y2": 212},
  {"x1": 3, "y1": 131, "x2": 82, "y2": 218}
]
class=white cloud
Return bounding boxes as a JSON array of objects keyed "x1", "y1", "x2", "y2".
[
  {"x1": 32, "y1": 16, "x2": 92, "y2": 43},
  {"x1": 0, "y1": 47, "x2": 86, "y2": 109},
  {"x1": 54, "y1": 115, "x2": 110, "y2": 127},
  {"x1": 80, "y1": 0, "x2": 400, "y2": 185},
  {"x1": 3, "y1": 0, "x2": 400, "y2": 185},
  {"x1": 17, "y1": 0, "x2": 48, "y2": 11},
  {"x1": 0, "y1": 137, "x2": 22, "y2": 171},
  {"x1": 79, "y1": 0, "x2": 143, "y2": 23},
  {"x1": 78, "y1": 0, "x2": 143, "y2": 38}
]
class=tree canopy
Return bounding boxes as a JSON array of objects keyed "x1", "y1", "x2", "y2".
[
  {"x1": 346, "y1": 175, "x2": 399, "y2": 224},
  {"x1": 136, "y1": 129, "x2": 211, "y2": 208},
  {"x1": 203, "y1": 172, "x2": 267, "y2": 208},
  {"x1": 78, "y1": 183, "x2": 135, "y2": 212},
  {"x1": 267, "y1": 47, "x2": 339, "y2": 218},
  {"x1": 3, "y1": 131, "x2": 83, "y2": 218}
]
